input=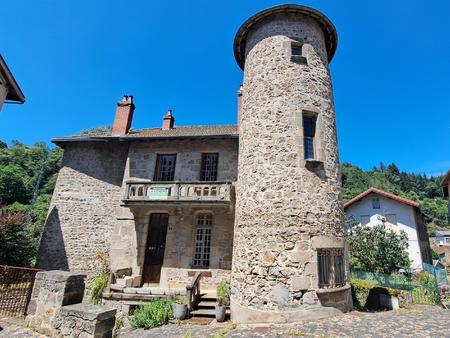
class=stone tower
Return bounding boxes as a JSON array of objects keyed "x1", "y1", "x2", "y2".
[{"x1": 231, "y1": 4, "x2": 352, "y2": 323}]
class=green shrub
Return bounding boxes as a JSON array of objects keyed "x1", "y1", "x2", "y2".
[
  {"x1": 216, "y1": 280, "x2": 231, "y2": 306},
  {"x1": 89, "y1": 272, "x2": 109, "y2": 304},
  {"x1": 130, "y1": 300, "x2": 172, "y2": 329}
]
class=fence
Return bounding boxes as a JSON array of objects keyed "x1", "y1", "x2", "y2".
[
  {"x1": 0, "y1": 265, "x2": 42, "y2": 318},
  {"x1": 351, "y1": 265, "x2": 448, "y2": 306}
]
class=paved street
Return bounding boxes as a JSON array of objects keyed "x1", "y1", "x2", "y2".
[
  {"x1": 120, "y1": 305, "x2": 450, "y2": 338},
  {"x1": 1, "y1": 306, "x2": 449, "y2": 337}
]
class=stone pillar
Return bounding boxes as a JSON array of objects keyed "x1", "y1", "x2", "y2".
[
  {"x1": 26, "y1": 270, "x2": 86, "y2": 336},
  {"x1": 231, "y1": 4, "x2": 352, "y2": 323}
]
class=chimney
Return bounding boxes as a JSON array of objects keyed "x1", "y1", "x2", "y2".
[
  {"x1": 237, "y1": 85, "x2": 243, "y2": 131},
  {"x1": 162, "y1": 109, "x2": 175, "y2": 130},
  {"x1": 112, "y1": 95, "x2": 135, "y2": 135}
]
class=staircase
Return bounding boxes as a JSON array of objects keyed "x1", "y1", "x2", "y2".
[{"x1": 190, "y1": 293, "x2": 230, "y2": 319}]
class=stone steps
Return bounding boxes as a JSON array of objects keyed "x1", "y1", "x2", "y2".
[{"x1": 190, "y1": 293, "x2": 230, "y2": 319}]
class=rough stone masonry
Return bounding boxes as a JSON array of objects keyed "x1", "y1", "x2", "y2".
[{"x1": 231, "y1": 4, "x2": 352, "y2": 322}]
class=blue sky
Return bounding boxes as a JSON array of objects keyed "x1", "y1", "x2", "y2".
[{"x1": 1, "y1": 0, "x2": 449, "y2": 175}]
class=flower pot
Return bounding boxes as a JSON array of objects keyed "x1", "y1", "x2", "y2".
[
  {"x1": 215, "y1": 304, "x2": 226, "y2": 322},
  {"x1": 172, "y1": 303, "x2": 188, "y2": 320}
]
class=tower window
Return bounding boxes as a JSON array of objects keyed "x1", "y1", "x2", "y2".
[
  {"x1": 200, "y1": 153, "x2": 219, "y2": 181},
  {"x1": 192, "y1": 214, "x2": 212, "y2": 268},
  {"x1": 303, "y1": 115, "x2": 316, "y2": 160},
  {"x1": 318, "y1": 248, "x2": 346, "y2": 288},
  {"x1": 291, "y1": 42, "x2": 307, "y2": 64}
]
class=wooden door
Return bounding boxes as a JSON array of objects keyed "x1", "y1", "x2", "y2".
[{"x1": 142, "y1": 213, "x2": 169, "y2": 284}]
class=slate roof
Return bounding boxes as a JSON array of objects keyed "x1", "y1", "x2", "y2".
[
  {"x1": 52, "y1": 125, "x2": 239, "y2": 143},
  {"x1": 344, "y1": 187, "x2": 420, "y2": 209}
]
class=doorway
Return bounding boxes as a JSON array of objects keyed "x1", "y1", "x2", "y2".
[{"x1": 142, "y1": 213, "x2": 169, "y2": 284}]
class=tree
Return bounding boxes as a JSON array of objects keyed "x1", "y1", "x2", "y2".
[
  {"x1": 0, "y1": 164, "x2": 30, "y2": 204},
  {"x1": 346, "y1": 222, "x2": 411, "y2": 274},
  {"x1": 0, "y1": 209, "x2": 34, "y2": 266}
]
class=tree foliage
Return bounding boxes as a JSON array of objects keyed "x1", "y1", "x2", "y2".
[
  {"x1": 0, "y1": 141, "x2": 63, "y2": 266},
  {"x1": 347, "y1": 223, "x2": 411, "y2": 274}
]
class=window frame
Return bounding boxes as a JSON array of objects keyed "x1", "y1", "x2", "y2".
[
  {"x1": 192, "y1": 213, "x2": 213, "y2": 269},
  {"x1": 317, "y1": 248, "x2": 346, "y2": 288},
  {"x1": 290, "y1": 42, "x2": 307, "y2": 64},
  {"x1": 200, "y1": 153, "x2": 219, "y2": 182},
  {"x1": 372, "y1": 197, "x2": 381, "y2": 209},
  {"x1": 154, "y1": 154, "x2": 177, "y2": 181},
  {"x1": 303, "y1": 114, "x2": 317, "y2": 160}
]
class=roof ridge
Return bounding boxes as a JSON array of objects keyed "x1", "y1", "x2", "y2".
[{"x1": 344, "y1": 187, "x2": 420, "y2": 209}]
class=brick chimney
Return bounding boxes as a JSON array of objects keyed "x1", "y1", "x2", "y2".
[
  {"x1": 162, "y1": 109, "x2": 175, "y2": 130},
  {"x1": 112, "y1": 95, "x2": 135, "y2": 135},
  {"x1": 237, "y1": 85, "x2": 243, "y2": 131}
]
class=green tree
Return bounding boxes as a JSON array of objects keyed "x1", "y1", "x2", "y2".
[
  {"x1": 347, "y1": 223, "x2": 411, "y2": 274},
  {"x1": 0, "y1": 164, "x2": 30, "y2": 204}
]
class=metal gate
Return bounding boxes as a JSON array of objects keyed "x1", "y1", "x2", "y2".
[{"x1": 0, "y1": 265, "x2": 42, "y2": 318}]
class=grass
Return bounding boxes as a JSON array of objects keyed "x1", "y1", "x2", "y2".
[
  {"x1": 89, "y1": 272, "x2": 109, "y2": 304},
  {"x1": 130, "y1": 299, "x2": 172, "y2": 329}
]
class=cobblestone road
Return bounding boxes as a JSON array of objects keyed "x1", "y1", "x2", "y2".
[{"x1": 120, "y1": 306, "x2": 450, "y2": 338}]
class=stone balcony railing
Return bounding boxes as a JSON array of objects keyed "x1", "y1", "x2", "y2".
[{"x1": 123, "y1": 180, "x2": 233, "y2": 206}]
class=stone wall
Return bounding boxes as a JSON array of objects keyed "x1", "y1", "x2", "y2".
[
  {"x1": 231, "y1": 9, "x2": 351, "y2": 322},
  {"x1": 108, "y1": 138, "x2": 238, "y2": 288},
  {"x1": 37, "y1": 141, "x2": 129, "y2": 276}
]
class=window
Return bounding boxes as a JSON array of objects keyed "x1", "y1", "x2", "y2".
[
  {"x1": 303, "y1": 115, "x2": 316, "y2": 160},
  {"x1": 318, "y1": 248, "x2": 346, "y2": 288},
  {"x1": 372, "y1": 197, "x2": 380, "y2": 209},
  {"x1": 154, "y1": 154, "x2": 176, "y2": 181},
  {"x1": 385, "y1": 213, "x2": 397, "y2": 225},
  {"x1": 291, "y1": 45, "x2": 302, "y2": 56},
  {"x1": 200, "y1": 153, "x2": 219, "y2": 181},
  {"x1": 360, "y1": 215, "x2": 370, "y2": 225},
  {"x1": 192, "y1": 214, "x2": 212, "y2": 268},
  {"x1": 291, "y1": 42, "x2": 307, "y2": 63}
]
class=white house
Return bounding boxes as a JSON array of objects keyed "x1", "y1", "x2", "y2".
[
  {"x1": 436, "y1": 230, "x2": 450, "y2": 246},
  {"x1": 344, "y1": 188, "x2": 432, "y2": 271},
  {"x1": 0, "y1": 54, "x2": 25, "y2": 111}
]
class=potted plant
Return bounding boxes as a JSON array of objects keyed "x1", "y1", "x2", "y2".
[
  {"x1": 215, "y1": 281, "x2": 230, "y2": 322},
  {"x1": 170, "y1": 294, "x2": 188, "y2": 320}
]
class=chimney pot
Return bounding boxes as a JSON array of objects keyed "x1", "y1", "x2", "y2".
[{"x1": 112, "y1": 95, "x2": 135, "y2": 135}]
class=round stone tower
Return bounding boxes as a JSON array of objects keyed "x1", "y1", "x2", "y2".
[{"x1": 231, "y1": 4, "x2": 352, "y2": 323}]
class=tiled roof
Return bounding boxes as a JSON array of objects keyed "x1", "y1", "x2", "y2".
[
  {"x1": 128, "y1": 125, "x2": 238, "y2": 138},
  {"x1": 53, "y1": 125, "x2": 238, "y2": 143},
  {"x1": 436, "y1": 230, "x2": 450, "y2": 236},
  {"x1": 344, "y1": 187, "x2": 420, "y2": 209}
]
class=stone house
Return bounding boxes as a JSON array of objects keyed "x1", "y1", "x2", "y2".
[
  {"x1": 0, "y1": 54, "x2": 25, "y2": 111},
  {"x1": 37, "y1": 4, "x2": 353, "y2": 322},
  {"x1": 344, "y1": 188, "x2": 432, "y2": 271}
]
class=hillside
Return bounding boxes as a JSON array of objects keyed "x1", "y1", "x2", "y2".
[{"x1": 0, "y1": 140, "x2": 448, "y2": 266}]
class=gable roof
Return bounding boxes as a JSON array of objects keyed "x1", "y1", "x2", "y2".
[
  {"x1": 0, "y1": 54, "x2": 25, "y2": 103},
  {"x1": 344, "y1": 187, "x2": 420, "y2": 209},
  {"x1": 52, "y1": 125, "x2": 239, "y2": 144}
]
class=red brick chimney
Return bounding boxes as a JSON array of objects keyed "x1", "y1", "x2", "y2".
[
  {"x1": 162, "y1": 109, "x2": 175, "y2": 130},
  {"x1": 112, "y1": 95, "x2": 135, "y2": 135},
  {"x1": 237, "y1": 85, "x2": 243, "y2": 131}
]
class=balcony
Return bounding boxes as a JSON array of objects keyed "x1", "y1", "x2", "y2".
[{"x1": 123, "y1": 180, "x2": 233, "y2": 207}]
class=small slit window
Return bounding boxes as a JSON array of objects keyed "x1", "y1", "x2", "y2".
[
  {"x1": 291, "y1": 42, "x2": 307, "y2": 64},
  {"x1": 318, "y1": 248, "x2": 346, "y2": 288},
  {"x1": 303, "y1": 114, "x2": 316, "y2": 160}
]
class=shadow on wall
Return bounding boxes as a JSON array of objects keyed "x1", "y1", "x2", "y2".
[
  {"x1": 36, "y1": 207, "x2": 69, "y2": 271},
  {"x1": 63, "y1": 143, "x2": 129, "y2": 187}
]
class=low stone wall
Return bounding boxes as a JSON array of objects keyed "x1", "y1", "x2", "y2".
[
  {"x1": 26, "y1": 270, "x2": 116, "y2": 338},
  {"x1": 52, "y1": 303, "x2": 116, "y2": 337}
]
